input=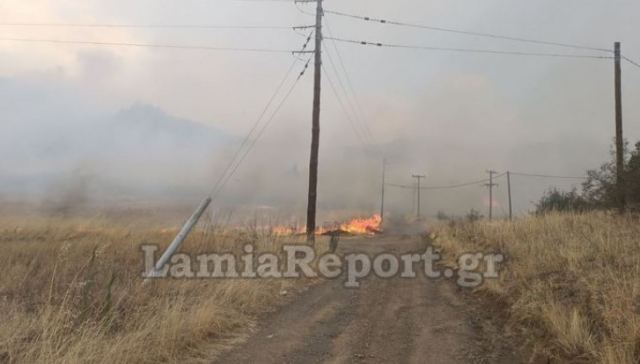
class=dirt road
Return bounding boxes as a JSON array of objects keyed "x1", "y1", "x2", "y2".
[{"x1": 216, "y1": 236, "x2": 486, "y2": 364}]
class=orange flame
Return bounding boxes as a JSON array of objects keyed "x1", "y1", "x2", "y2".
[
  {"x1": 339, "y1": 214, "x2": 382, "y2": 235},
  {"x1": 271, "y1": 225, "x2": 304, "y2": 236},
  {"x1": 271, "y1": 214, "x2": 382, "y2": 236}
]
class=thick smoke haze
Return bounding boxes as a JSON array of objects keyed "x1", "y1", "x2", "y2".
[{"x1": 1, "y1": 0, "x2": 639, "y2": 222}]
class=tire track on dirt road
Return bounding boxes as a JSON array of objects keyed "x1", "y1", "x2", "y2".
[{"x1": 216, "y1": 236, "x2": 501, "y2": 364}]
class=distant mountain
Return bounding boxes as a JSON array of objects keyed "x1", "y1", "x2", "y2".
[
  {"x1": 110, "y1": 103, "x2": 232, "y2": 147},
  {"x1": 1, "y1": 101, "x2": 234, "y2": 167},
  {"x1": 0, "y1": 77, "x2": 235, "y2": 199}
]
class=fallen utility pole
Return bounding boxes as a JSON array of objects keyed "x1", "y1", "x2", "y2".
[
  {"x1": 614, "y1": 42, "x2": 626, "y2": 213},
  {"x1": 306, "y1": 0, "x2": 323, "y2": 243},
  {"x1": 143, "y1": 197, "x2": 212, "y2": 283},
  {"x1": 412, "y1": 174, "x2": 426, "y2": 219}
]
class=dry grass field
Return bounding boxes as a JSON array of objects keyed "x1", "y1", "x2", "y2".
[
  {"x1": 4, "y1": 209, "x2": 639, "y2": 363},
  {"x1": 434, "y1": 212, "x2": 640, "y2": 363},
  {"x1": 0, "y1": 213, "x2": 320, "y2": 364}
]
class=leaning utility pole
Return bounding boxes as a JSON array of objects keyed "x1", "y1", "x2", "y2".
[
  {"x1": 412, "y1": 174, "x2": 426, "y2": 219},
  {"x1": 614, "y1": 42, "x2": 626, "y2": 213},
  {"x1": 144, "y1": 197, "x2": 212, "y2": 282},
  {"x1": 306, "y1": 0, "x2": 323, "y2": 242},
  {"x1": 485, "y1": 170, "x2": 498, "y2": 220},
  {"x1": 380, "y1": 159, "x2": 386, "y2": 222}
]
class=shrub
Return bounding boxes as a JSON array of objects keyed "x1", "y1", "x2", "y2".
[{"x1": 535, "y1": 188, "x2": 591, "y2": 214}]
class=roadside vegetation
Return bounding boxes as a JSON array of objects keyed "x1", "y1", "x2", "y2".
[
  {"x1": 0, "y1": 214, "x2": 319, "y2": 363},
  {"x1": 536, "y1": 141, "x2": 640, "y2": 214},
  {"x1": 433, "y1": 142, "x2": 640, "y2": 362},
  {"x1": 434, "y1": 212, "x2": 640, "y2": 363}
]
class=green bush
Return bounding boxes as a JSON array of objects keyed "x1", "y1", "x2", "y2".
[{"x1": 535, "y1": 188, "x2": 591, "y2": 214}]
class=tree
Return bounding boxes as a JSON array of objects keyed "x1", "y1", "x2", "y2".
[
  {"x1": 465, "y1": 209, "x2": 483, "y2": 222},
  {"x1": 582, "y1": 141, "x2": 640, "y2": 210},
  {"x1": 535, "y1": 188, "x2": 590, "y2": 214},
  {"x1": 625, "y1": 141, "x2": 640, "y2": 208},
  {"x1": 533, "y1": 140, "x2": 640, "y2": 213},
  {"x1": 582, "y1": 159, "x2": 617, "y2": 209},
  {"x1": 436, "y1": 211, "x2": 451, "y2": 221}
]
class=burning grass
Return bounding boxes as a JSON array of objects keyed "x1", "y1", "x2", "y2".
[
  {"x1": 271, "y1": 214, "x2": 382, "y2": 236},
  {"x1": 433, "y1": 212, "x2": 640, "y2": 363},
  {"x1": 0, "y1": 214, "x2": 326, "y2": 363}
]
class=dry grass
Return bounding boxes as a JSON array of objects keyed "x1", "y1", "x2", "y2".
[
  {"x1": 0, "y1": 214, "x2": 322, "y2": 363},
  {"x1": 434, "y1": 212, "x2": 640, "y2": 363}
]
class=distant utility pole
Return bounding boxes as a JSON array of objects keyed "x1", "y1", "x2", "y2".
[
  {"x1": 614, "y1": 42, "x2": 626, "y2": 214},
  {"x1": 485, "y1": 170, "x2": 498, "y2": 220},
  {"x1": 412, "y1": 174, "x2": 426, "y2": 219},
  {"x1": 380, "y1": 159, "x2": 386, "y2": 222},
  {"x1": 507, "y1": 171, "x2": 513, "y2": 221},
  {"x1": 306, "y1": 0, "x2": 323, "y2": 242}
]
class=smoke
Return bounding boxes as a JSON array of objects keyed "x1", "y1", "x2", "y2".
[
  {"x1": 41, "y1": 165, "x2": 93, "y2": 216},
  {"x1": 0, "y1": 68, "x2": 625, "y2": 221},
  {"x1": 1, "y1": 0, "x2": 640, "y2": 221}
]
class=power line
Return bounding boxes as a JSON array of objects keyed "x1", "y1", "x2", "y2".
[
  {"x1": 294, "y1": 1, "x2": 316, "y2": 16},
  {"x1": 422, "y1": 176, "x2": 498, "y2": 190},
  {"x1": 322, "y1": 41, "x2": 371, "y2": 144},
  {"x1": 325, "y1": 36, "x2": 614, "y2": 60},
  {"x1": 212, "y1": 65, "x2": 307, "y2": 200},
  {"x1": 323, "y1": 17, "x2": 373, "y2": 141},
  {"x1": 322, "y1": 62, "x2": 368, "y2": 146},
  {"x1": 0, "y1": 37, "x2": 300, "y2": 53},
  {"x1": 322, "y1": 39, "x2": 369, "y2": 142},
  {"x1": 324, "y1": 9, "x2": 611, "y2": 53},
  {"x1": 623, "y1": 55, "x2": 640, "y2": 69},
  {"x1": 208, "y1": 59, "x2": 300, "y2": 199},
  {"x1": 209, "y1": 33, "x2": 313, "y2": 199},
  {"x1": 142, "y1": 0, "x2": 302, "y2": 279},
  {"x1": 0, "y1": 22, "x2": 298, "y2": 30},
  {"x1": 386, "y1": 173, "x2": 509, "y2": 190},
  {"x1": 386, "y1": 177, "x2": 490, "y2": 190},
  {"x1": 509, "y1": 172, "x2": 587, "y2": 180}
]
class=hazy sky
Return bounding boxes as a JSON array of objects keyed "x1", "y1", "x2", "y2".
[{"x1": 1, "y1": 0, "x2": 639, "y2": 218}]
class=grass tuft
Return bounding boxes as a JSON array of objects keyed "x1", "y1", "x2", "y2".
[
  {"x1": 435, "y1": 212, "x2": 640, "y2": 363},
  {"x1": 0, "y1": 215, "x2": 315, "y2": 363}
]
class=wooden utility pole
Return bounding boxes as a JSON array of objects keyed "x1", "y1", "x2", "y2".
[
  {"x1": 507, "y1": 171, "x2": 513, "y2": 220},
  {"x1": 485, "y1": 170, "x2": 498, "y2": 220},
  {"x1": 380, "y1": 159, "x2": 386, "y2": 222},
  {"x1": 614, "y1": 42, "x2": 626, "y2": 213},
  {"x1": 306, "y1": 0, "x2": 323, "y2": 242},
  {"x1": 412, "y1": 174, "x2": 426, "y2": 219}
]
